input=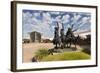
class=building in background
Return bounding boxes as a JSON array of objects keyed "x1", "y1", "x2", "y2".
[
  {"x1": 74, "y1": 30, "x2": 91, "y2": 39},
  {"x1": 74, "y1": 30, "x2": 91, "y2": 45},
  {"x1": 30, "y1": 31, "x2": 41, "y2": 43},
  {"x1": 22, "y1": 39, "x2": 30, "y2": 43}
]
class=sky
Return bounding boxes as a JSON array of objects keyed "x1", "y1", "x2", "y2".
[{"x1": 22, "y1": 9, "x2": 91, "y2": 39}]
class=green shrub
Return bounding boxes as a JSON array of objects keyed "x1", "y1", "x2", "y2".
[
  {"x1": 35, "y1": 48, "x2": 49, "y2": 61},
  {"x1": 82, "y1": 49, "x2": 91, "y2": 55},
  {"x1": 41, "y1": 52, "x2": 90, "y2": 61}
]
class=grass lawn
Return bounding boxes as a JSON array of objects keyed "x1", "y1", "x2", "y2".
[{"x1": 41, "y1": 52, "x2": 90, "y2": 61}]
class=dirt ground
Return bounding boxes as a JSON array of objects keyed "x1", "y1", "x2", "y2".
[
  {"x1": 22, "y1": 43, "x2": 84, "y2": 63},
  {"x1": 22, "y1": 43, "x2": 55, "y2": 62}
]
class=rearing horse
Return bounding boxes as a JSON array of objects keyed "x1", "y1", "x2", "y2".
[
  {"x1": 53, "y1": 23, "x2": 61, "y2": 49},
  {"x1": 65, "y1": 28, "x2": 79, "y2": 48},
  {"x1": 60, "y1": 23, "x2": 66, "y2": 49}
]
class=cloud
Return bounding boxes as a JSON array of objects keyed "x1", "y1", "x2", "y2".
[
  {"x1": 71, "y1": 13, "x2": 82, "y2": 24},
  {"x1": 67, "y1": 12, "x2": 91, "y2": 32},
  {"x1": 22, "y1": 12, "x2": 32, "y2": 24},
  {"x1": 81, "y1": 16, "x2": 91, "y2": 24},
  {"x1": 74, "y1": 13, "x2": 82, "y2": 21},
  {"x1": 49, "y1": 11, "x2": 60, "y2": 15},
  {"x1": 62, "y1": 14, "x2": 70, "y2": 24},
  {"x1": 33, "y1": 12, "x2": 40, "y2": 17},
  {"x1": 55, "y1": 15, "x2": 62, "y2": 22},
  {"x1": 72, "y1": 16, "x2": 91, "y2": 32},
  {"x1": 22, "y1": 10, "x2": 91, "y2": 39},
  {"x1": 42, "y1": 12, "x2": 52, "y2": 24},
  {"x1": 23, "y1": 11, "x2": 54, "y2": 39},
  {"x1": 23, "y1": 11, "x2": 32, "y2": 18}
]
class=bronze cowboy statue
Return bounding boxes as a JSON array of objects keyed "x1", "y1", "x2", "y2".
[
  {"x1": 53, "y1": 22, "x2": 61, "y2": 49},
  {"x1": 53, "y1": 22, "x2": 79, "y2": 49},
  {"x1": 65, "y1": 28, "x2": 74, "y2": 48},
  {"x1": 60, "y1": 23, "x2": 66, "y2": 49},
  {"x1": 65, "y1": 27, "x2": 79, "y2": 48}
]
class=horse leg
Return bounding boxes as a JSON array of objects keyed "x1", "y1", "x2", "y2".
[
  {"x1": 61, "y1": 42, "x2": 62, "y2": 49},
  {"x1": 59, "y1": 43, "x2": 60, "y2": 49},
  {"x1": 74, "y1": 39, "x2": 77, "y2": 49},
  {"x1": 63, "y1": 42, "x2": 65, "y2": 48},
  {"x1": 62, "y1": 43, "x2": 64, "y2": 49},
  {"x1": 69, "y1": 42, "x2": 71, "y2": 48},
  {"x1": 74, "y1": 42, "x2": 76, "y2": 48},
  {"x1": 58, "y1": 44, "x2": 59, "y2": 49},
  {"x1": 67, "y1": 43, "x2": 68, "y2": 48},
  {"x1": 63, "y1": 42, "x2": 65, "y2": 49},
  {"x1": 55, "y1": 43, "x2": 57, "y2": 49},
  {"x1": 75, "y1": 44, "x2": 76, "y2": 49},
  {"x1": 56, "y1": 42, "x2": 59, "y2": 49},
  {"x1": 73, "y1": 40, "x2": 77, "y2": 50},
  {"x1": 75, "y1": 41, "x2": 77, "y2": 49}
]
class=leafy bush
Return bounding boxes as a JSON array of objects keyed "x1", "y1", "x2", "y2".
[
  {"x1": 82, "y1": 49, "x2": 91, "y2": 55},
  {"x1": 35, "y1": 48, "x2": 49, "y2": 61},
  {"x1": 41, "y1": 52, "x2": 90, "y2": 61}
]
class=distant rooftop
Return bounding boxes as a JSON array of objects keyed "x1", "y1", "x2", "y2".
[
  {"x1": 74, "y1": 30, "x2": 91, "y2": 38},
  {"x1": 74, "y1": 30, "x2": 91, "y2": 35}
]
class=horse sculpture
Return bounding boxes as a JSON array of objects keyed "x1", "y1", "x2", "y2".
[
  {"x1": 53, "y1": 22, "x2": 79, "y2": 49},
  {"x1": 60, "y1": 26, "x2": 66, "y2": 49},
  {"x1": 65, "y1": 28, "x2": 79, "y2": 48},
  {"x1": 53, "y1": 27, "x2": 61, "y2": 49}
]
